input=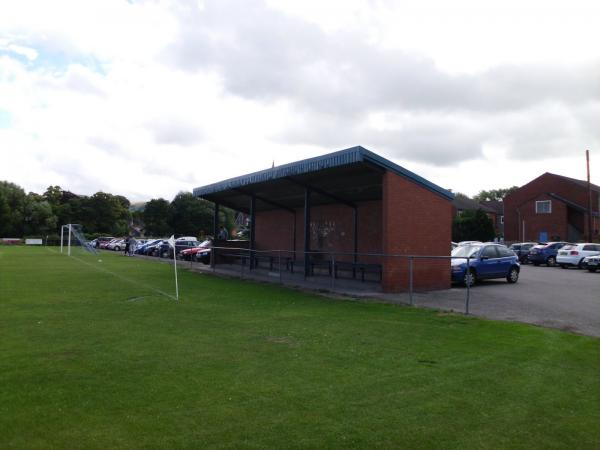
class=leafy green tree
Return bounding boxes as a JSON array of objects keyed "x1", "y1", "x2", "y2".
[
  {"x1": 452, "y1": 209, "x2": 495, "y2": 242},
  {"x1": 84, "y1": 192, "x2": 130, "y2": 235},
  {"x1": 143, "y1": 198, "x2": 171, "y2": 236},
  {"x1": 23, "y1": 194, "x2": 57, "y2": 236},
  {"x1": 473, "y1": 187, "x2": 519, "y2": 202},
  {"x1": 167, "y1": 192, "x2": 216, "y2": 238},
  {"x1": 0, "y1": 181, "x2": 26, "y2": 236}
]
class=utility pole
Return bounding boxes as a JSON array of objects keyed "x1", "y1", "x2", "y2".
[{"x1": 586, "y1": 150, "x2": 593, "y2": 242}]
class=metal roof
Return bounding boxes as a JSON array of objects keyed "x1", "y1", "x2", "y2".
[{"x1": 194, "y1": 146, "x2": 453, "y2": 200}]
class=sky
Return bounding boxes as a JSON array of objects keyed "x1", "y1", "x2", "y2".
[{"x1": 1, "y1": 0, "x2": 599, "y2": 202}]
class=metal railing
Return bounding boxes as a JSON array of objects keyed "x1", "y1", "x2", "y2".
[{"x1": 172, "y1": 246, "x2": 476, "y2": 315}]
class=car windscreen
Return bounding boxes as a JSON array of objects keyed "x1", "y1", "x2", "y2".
[{"x1": 451, "y1": 245, "x2": 482, "y2": 258}]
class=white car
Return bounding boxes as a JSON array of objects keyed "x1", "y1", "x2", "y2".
[
  {"x1": 457, "y1": 241, "x2": 483, "y2": 247},
  {"x1": 583, "y1": 254, "x2": 600, "y2": 273},
  {"x1": 176, "y1": 236, "x2": 197, "y2": 241},
  {"x1": 107, "y1": 239, "x2": 126, "y2": 251},
  {"x1": 556, "y1": 243, "x2": 600, "y2": 269}
]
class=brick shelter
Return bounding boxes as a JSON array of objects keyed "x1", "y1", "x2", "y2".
[
  {"x1": 504, "y1": 172, "x2": 600, "y2": 243},
  {"x1": 193, "y1": 146, "x2": 454, "y2": 292}
]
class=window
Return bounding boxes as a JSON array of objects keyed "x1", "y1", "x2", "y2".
[
  {"x1": 536, "y1": 200, "x2": 552, "y2": 214},
  {"x1": 500, "y1": 215, "x2": 504, "y2": 224},
  {"x1": 498, "y1": 247, "x2": 513, "y2": 257},
  {"x1": 583, "y1": 244, "x2": 600, "y2": 251},
  {"x1": 481, "y1": 246, "x2": 499, "y2": 259}
]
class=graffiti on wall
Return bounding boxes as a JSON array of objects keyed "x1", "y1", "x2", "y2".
[{"x1": 310, "y1": 220, "x2": 336, "y2": 249}]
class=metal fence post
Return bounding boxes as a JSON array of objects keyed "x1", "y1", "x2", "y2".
[
  {"x1": 278, "y1": 251, "x2": 282, "y2": 284},
  {"x1": 465, "y1": 256, "x2": 470, "y2": 315},
  {"x1": 330, "y1": 253, "x2": 335, "y2": 290},
  {"x1": 240, "y1": 250, "x2": 244, "y2": 279},
  {"x1": 409, "y1": 256, "x2": 414, "y2": 306}
]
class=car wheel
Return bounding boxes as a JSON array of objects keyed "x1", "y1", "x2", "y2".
[
  {"x1": 507, "y1": 267, "x2": 519, "y2": 283},
  {"x1": 546, "y1": 256, "x2": 556, "y2": 267},
  {"x1": 463, "y1": 269, "x2": 476, "y2": 287},
  {"x1": 115, "y1": 246, "x2": 120, "y2": 252},
  {"x1": 578, "y1": 259, "x2": 587, "y2": 269}
]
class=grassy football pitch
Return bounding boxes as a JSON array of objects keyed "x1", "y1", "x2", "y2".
[{"x1": 1, "y1": 246, "x2": 599, "y2": 449}]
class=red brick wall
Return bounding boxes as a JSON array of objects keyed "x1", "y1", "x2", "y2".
[
  {"x1": 254, "y1": 200, "x2": 382, "y2": 261},
  {"x1": 382, "y1": 171, "x2": 452, "y2": 292},
  {"x1": 254, "y1": 172, "x2": 452, "y2": 293},
  {"x1": 504, "y1": 173, "x2": 600, "y2": 241},
  {"x1": 516, "y1": 194, "x2": 568, "y2": 241}
]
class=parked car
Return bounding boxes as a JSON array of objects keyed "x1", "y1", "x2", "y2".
[
  {"x1": 167, "y1": 240, "x2": 201, "y2": 258},
  {"x1": 146, "y1": 240, "x2": 168, "y2": 257},
  {"x1": 106, "y1": 239, "x2": 126, "y2": 251},
  {"x1": 557, "y1": 243, "x2": 600, "y2": 269},
  {"x1": 180, "y1": 240, "x2": 213, "y2": 261},
  {"x1": 95, "y1": 236, "x2": 115, "y2": 248},
  {"x1": 527, "y1": 242, "x2": 570, "y2": 266},
  {"x1": 135, "y1": 239, "x2": 163, "y2": 255},
  {"x1": 99, "y1": 238, "x2": 118, "y2": 249},
  {"x1": 457, "y1": 241, "x2": 483, "y2": 247},
  {"x1": 584, "y1": 254, "x2": 600, "y2": 272},
  {"x1": 508, "y1": 242, "x2": 538, "y2": 264},
  {"x1": 194, "y1": 247, "x2": 212, "y2": 264},
  {"x1": 176, "y1": 236, "x2": 197, "y2": 242},
  {"x1": 451, "y1": 243, "x2": 520, "y2": 286}
]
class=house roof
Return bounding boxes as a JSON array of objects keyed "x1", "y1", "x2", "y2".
[
  {"x1": 547, "y1": 193, "x2": 600, "y2": 217},
  {"x1": 479, "y1": 199, "x2": 503, "y2": 215},
  {"x1": 193, "y1": 146, "x2": 454, "y2": 210},
  {"x1": 547, "y1": 173, "x2": 600, "y2": 193},
  {"x1": 452, "y1": 195, "x2": 496, "y2": 213}
]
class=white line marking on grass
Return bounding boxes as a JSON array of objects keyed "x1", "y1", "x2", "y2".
[{"x1": 45, "y1": 247, "x2": 177, "y2": 301}]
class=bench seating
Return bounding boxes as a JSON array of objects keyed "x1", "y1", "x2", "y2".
[{"x1": 334, "y1": 261, "x2": 382, "y2": 282}]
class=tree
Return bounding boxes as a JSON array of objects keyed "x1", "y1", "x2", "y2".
[
  {"x1": 84, "y1": 192, "x2": 130, "y2": 235},
  {"x1": 23, "y1": 195, "x2": 57, "y2": 236},
  {"x1": 452, "y1": 209, "x2": 495, "y2": 242},
  {"x1": 0, "y1": 181, "x2": 26, "y2": 236},
  {"x1": 143, "y1": 198, "x2": 171, "y2": 236},
  {"x1": 473, "y1": 186, "x2": 519, "y2": 202},
  {"x1": 167, "y1": 192, "x2": 215, "y2": 237}
]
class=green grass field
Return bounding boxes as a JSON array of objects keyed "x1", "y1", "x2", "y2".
[{"x1": 1, "y1": 246, "x2": 599, "y2": 449}]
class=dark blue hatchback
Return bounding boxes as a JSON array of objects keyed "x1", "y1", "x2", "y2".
[
  {"x1": 527, "y1": 242, "x2": 569, "y2": 266},
  {"x1": 451, "y1": 243, "x2": 520, "y2": 286}
]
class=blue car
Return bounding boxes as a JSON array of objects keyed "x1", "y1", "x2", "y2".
[
  {"x1": 527, "y1": 242, "x2": 569, "y2": 267},
  {"x1": 135, "y1": 239, "x2": 163, "y2": 255},
  {"x1": 451, "y1": 243, "x2": 520, "y2": 286}
]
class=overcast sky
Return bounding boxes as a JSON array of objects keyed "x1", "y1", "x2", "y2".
[{"x1": 1, "y1": 0, "x2": 599, "y2": 202}]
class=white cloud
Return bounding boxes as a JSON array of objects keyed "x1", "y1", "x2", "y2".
[{"x1": 0, "y1": 0, "x2": 599, "y2": 204}]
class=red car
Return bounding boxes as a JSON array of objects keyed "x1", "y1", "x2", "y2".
[{"x1": 180, "y1": 240, "x2": 212, "y2": 263}]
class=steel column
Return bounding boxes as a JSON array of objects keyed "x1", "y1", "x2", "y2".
[
  {"x1": 304, "y1": 188, "x2": 311, "y2": 277},
  {"x1": 250, "y1": 195, "x2": 256, "y2": 269},
  {"x1": 213, "y1": 203, "x2": 220, "y2": 238}
]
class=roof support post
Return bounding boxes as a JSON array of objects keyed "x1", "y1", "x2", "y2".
[
  {"x1": 250, "y1": 195, "x2": 256, "y2": 269},
  {"x1": 353, "y1": 207, "x2": 358, "y2": 264},
  {"x1": 304, "y1": 187, "x2": 311, "y2": 277},
  {"x1": 213, "y1": 203, "x2": 220, "y2": 238},
  {"x1": 293, "y1": 211, "x2": 297, "y2": 261}
]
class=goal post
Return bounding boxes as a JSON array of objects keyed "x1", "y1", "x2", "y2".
[{"x1": 60, "y1": 224, "x2": 97, "y2": 256}]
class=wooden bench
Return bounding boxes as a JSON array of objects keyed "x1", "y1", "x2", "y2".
[{"x1": 334, "y1": 261, "x2": 382, "y2": 282}]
